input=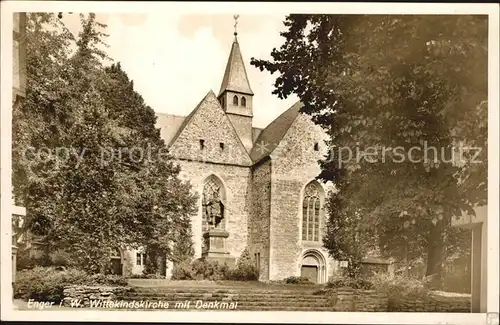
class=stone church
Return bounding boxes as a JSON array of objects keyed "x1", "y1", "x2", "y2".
[{"x1": 122, "y1": 31, "x2": 340, "y2": 283}]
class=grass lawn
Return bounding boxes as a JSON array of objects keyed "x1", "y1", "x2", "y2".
[{"x1": 127, "y1": 279, "x2": 324, "y2": 291}]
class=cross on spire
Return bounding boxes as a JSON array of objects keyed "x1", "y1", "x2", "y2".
[{"x1": 233, "y1": 14, "x2": 240, "y2": 39}]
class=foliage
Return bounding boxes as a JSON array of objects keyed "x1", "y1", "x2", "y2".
[
  {"x1": 14, "y1": 266, "x2": 127, "y2": 303},
  {"x1": 251, "y1": 15, "x2": 487, "y2": 278},
  {"x1": 16, "y1": 250, "x2": 51, "y2": 271},
  {"x1": 323, "y1": 192, "x2": 375, "y2": 277},
  {"x1": 171, "y1": 259, "x2": 231, "y2": 281},
  {"x1": 327, "y1": 276, "x2": 374, "y2": 290},
  {"x1": 368, "y1": 272, "x2": 429, "y2": 298},
  {"x1": 284, "y1": 276, "x2": 314, "y2": 285},
  {"x1": 231, "y1": 248, "x2": 259, "y2": 281},
  {"x1": 441, "y1": 250, "x2": 471, "y2": 293},
  {"x1": 12, "y1": 13, "x2": 196, "y2": 274},
  {"x1": 171, "y1": 255, "x2": 258, "y2": 281},
  {"x1": 49, "y1": 249, "x2": 78, "y2": 267},
  {"x1": 229, "y1": 264, "x2": 259, "y2": 281}
]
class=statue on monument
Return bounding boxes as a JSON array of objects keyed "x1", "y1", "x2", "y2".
[
  {"x1": 205, "y1": 198, "x2": 224, "y2": 229},
  {"x1": 202, "y1": 179, "x2": 225, "y2": 230}
]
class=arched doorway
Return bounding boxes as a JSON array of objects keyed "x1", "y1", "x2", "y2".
[
  {"x1": 300, "y1": 250, "x2": 326, "y2": 283},
  {"x1": 110, "y1": 248, "x2": 123, "y2": 275}
]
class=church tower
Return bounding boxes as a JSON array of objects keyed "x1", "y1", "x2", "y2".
[{"x1": 217, "y1": 17, "x2": 254, "y2": 152}]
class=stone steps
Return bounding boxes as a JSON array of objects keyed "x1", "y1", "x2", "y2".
[
  {"x1": 130, "y1": 288, "x2": 323, "y2": 295},
  {"x1": 127, "y1": 296, "x2": 327, "y2": 303},
  {"x1": 124, "y1": 297, "x2": 330, "y2": 304},
  {"x1": 121, "y1": 300, "x2": 331, "y2": 307},
  {"x1": 127, "y1": 292, "x2": 325, "y2": 301},
  {"x1": 123, "y1": 285, "x2": 331, "y2": 311}
]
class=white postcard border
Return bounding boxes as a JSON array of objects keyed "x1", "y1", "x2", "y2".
[{"x1": 1, "y1": 2, "x2": 498, "y2": 324}]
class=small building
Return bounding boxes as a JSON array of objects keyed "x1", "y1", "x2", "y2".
[{"x1": 451, "y1": 205, "x2": 487, "y2": 313}]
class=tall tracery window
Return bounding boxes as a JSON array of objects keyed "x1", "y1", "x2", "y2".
[
  {"x1": 202, "y1": 176, "x2": 225, "y2": 232},
  {"x1": 233, "y1": 95, "x2": 239, "y2": 106},
  {"x1": 302, "y1": 182, "x2": 322, "y2": 241}
]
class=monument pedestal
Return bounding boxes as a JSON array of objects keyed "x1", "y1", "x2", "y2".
[{"x1": 201, "y1": 229, "x2": 235, "y2": 267}]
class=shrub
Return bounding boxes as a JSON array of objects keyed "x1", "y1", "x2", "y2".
[
  {"x1": 88, "y1": 273, "x2": 128, "y2": 286},
  {"x1": 16, "y1": 250, "x2": 51, "y2": 270},
  {"x1": 14, "y1": 267, "x2": 128, "y2": 303},
  {"x1": 327, "y1": 276, "x2": 373, "y2": 290},
  {"x1": 171, "y1": 259, "x2": 231, "y2": 280},
  {"x1": 284, "y1": 276, "x2": 314, "y2": 285},
  {"x1": 230, "y1": 249, "x2": 258, "y2": 281},
  {"x1": 171, "y1": 257, "x2": 257, "y2": 281},
  {"x1": 49, "y1": 249, "x2": 77, "y2": 268},
  {"x1": 229, "y1": 263, "x2": 258, "y2": 281},
  {"x1": 368, "y1": 272, "x2": 429, "y2": 298},
  {"x1": 171, "y1": 260, "x2": 195, "y2": 280}
]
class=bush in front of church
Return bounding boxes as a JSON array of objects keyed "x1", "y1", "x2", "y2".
[
  {"x1": 14, "y1": 266, "x2": 128, "y2": 303},
  {"x1": 171, "y1": 259, "x2": 231, "y2": 281},
  {"x1": 230, "y1": 248, "x2": 258, "y2": 281},
  {"x1": 171, "y1": 256, "x2": 258, "y2": 281},
  {"x1": 284, "y1": 276, "x2": 314, "y2": 285}
]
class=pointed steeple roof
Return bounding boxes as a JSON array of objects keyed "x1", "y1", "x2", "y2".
[{"x1": 218, "y1": 37, "x2": 254, "y2": 97}]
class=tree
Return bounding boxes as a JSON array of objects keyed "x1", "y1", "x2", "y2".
[
  {"x1": 251, "y1": 15, "x2": 487, "y2": 279},
  {"x1": 13, "y1": 13, "x2": 197, "y2": 274},
  {"x1": 323, "y1": 193, "x2": 376, "y2": 277},
  {"x1": 98, "y1": 62, "x2": 197, "y2": 274}
]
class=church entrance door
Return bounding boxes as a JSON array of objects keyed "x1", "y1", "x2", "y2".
[
  {"x1": 300, "y1": 250, "x2": 326, "y2": 284},
  {"x1": 301, "y1": 265, "x2": 318, "y2": 283}
]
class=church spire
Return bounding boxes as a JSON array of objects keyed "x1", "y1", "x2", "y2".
[{"x1": 218, "y1": 15, "x2": 254, "y2": 97}]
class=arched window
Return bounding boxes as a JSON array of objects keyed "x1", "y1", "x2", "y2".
[
  {"x1": 241, "y1": 96, "x2": 246, "y2": 107},
  {"x1": 302, "y1": 182, "x2": 322, "y2": 241},
  {"x1": 202, "y1": 176, "x2": 226, "y2": 232},
  {"x1": 233, "y1": 95, "x2": 239, "y2": 106}
]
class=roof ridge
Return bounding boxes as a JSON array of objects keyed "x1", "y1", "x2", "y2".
[{"x1": 250, "y1": 101, "x2": 303, "y2": 163}]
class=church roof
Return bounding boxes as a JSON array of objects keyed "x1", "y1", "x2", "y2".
[
  {"x1": 218, "y1": 38, "x2": 254, "y2": 96},
  {"x1": 250, "y1": 101, "x2": 303, "y2": 163},
  {"x1": 166, "y1": 95, "x2": 206, "y2": 147}
]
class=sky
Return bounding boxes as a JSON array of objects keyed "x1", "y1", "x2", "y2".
[{"x1": 62, "y1": 13, "x2": 299, "y2": 128}]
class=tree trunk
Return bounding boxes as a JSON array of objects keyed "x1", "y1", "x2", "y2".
[{"x1": 425, "y1": 220, "x2": 445, "y2": 279}]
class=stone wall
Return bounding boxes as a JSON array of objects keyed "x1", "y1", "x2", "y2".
[
  {"x1": 62, "y1": 286, "x2": 132, "y2": 307},
  {"x1": 227, "y1": 113, "x2": 253, "y2": 152},
  {"x1": 268, "y1": 113, "x2": 335, "y2": 281},
  {"x1": 324, "y1": 288, "x2": 388, "y2": 312},
  {"x1": 168, "y1": 91, "x2": 252, "y2": 166},
  {"x1": 388, "y1": 294, "x2": 471, "y2": 312},
  {"x1": 248, "y1": 158, "x2": 272, "y2": 280},
  {"x1": 323, "y1": 289, "x2": 470, "y2": 312}
]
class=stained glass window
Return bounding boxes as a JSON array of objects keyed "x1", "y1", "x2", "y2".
[{"x1": 302, "y1": 183, "x2": 322, "y2": 241}]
